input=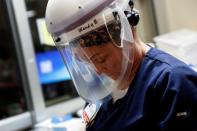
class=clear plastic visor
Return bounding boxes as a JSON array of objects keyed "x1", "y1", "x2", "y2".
[{"x1": 53, "y1": 6, "x2": 134, "y2": 103}]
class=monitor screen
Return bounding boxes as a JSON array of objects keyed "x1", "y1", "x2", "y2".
[{"x1": 35, "y1": 49, "x2": 71, "y2": 85}]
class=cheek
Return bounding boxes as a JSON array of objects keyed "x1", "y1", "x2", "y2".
[
  {"x1": 107, "y1": 55, "x2": 122, "y2": 72},
  {"x1": 113, "y1": 51, "x2": 122, "y2": 68},
  {"x1": 105, "y1": 59, "x2": 122, "y2": 80}
]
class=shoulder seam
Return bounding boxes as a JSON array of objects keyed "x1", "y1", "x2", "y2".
[{"x1": 145, "y1": 54, "x2": 173, "y2": 68}]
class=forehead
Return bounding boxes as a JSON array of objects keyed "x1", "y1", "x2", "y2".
[
  {"x1": 74, "y1": 42, "x2": 117, "y2": 55},
  {"x1": 72, "y1": 44, "x2": 106, "y2": 58},
  {"x1": 73, "y1": 43, "x2": 122, "y2": 64}
]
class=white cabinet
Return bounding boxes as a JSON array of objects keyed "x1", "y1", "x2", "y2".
[{"x1": 154, "y1": 29, "x2": 197, "y2": 66}]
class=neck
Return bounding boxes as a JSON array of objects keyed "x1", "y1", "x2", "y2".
[{"x1": 120, "y1": 40, "x2": 150, "y2": 90}]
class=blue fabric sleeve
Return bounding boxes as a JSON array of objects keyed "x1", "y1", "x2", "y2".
[{"x1": 154, "y1": 66, "x2": 197, "y2": 130}]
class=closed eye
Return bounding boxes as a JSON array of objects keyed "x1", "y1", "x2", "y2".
[{"x1": 90, "y1": 53, "x2": 108, "y2": 64}]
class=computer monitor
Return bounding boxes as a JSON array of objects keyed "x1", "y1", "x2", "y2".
[
  {"x1": 35, "y1": 49, "x2": 71, "y2": 85},
  {"x1": 35, "y1": 48, "x2": 81, "y2": 108},
  {"x1": 35, "y1": 18, "x2": 84, "y2": 109}
]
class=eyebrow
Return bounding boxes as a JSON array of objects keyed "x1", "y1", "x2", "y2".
[{"x1": 89, "y1": 53, "x2": 100, "y2": 61}]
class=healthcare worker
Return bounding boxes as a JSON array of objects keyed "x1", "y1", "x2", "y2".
[{"x1": 45, "y1": 0, "x2": 197, "y2": 130}]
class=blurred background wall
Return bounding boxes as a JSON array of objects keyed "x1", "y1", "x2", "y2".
[{"x1": 153, "y1": 0, "x2": 197, "y2": 34}]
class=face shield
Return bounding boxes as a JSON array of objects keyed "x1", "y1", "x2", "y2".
[{"x1": 52, "y1": 5, "x2": 134, "y2": 103}]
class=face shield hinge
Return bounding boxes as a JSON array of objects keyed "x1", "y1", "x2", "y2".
[{"x1": 55, "y1": 37, "x2": 61, "y2": 43}]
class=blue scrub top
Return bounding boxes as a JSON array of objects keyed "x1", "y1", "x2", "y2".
[{"x1": 86, "y1": 48, "x2": 197, "y2": 131}]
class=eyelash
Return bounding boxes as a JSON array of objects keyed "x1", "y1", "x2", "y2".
[{"x1": 93, "y1": 54, "x2": 107, "y2": 64}]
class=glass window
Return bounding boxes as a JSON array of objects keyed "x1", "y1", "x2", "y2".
[
  {"x1": 0, "y1": 0, "x2": 27, "y2": 120},
  {"x1": 25, "y1": 0, "x2": 78, "y2": 107}
]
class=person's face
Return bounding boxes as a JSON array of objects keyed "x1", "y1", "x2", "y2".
[{"x1": 74, "y1": 42, "x2": 123, "y2": 80}]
